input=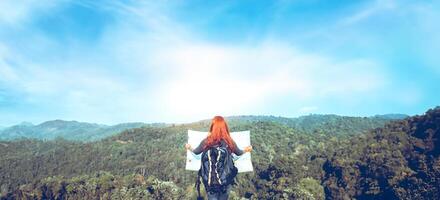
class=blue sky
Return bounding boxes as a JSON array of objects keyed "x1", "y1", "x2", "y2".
[{"x1": 0, "y1": 0, "x2": 439, "y2": 126}]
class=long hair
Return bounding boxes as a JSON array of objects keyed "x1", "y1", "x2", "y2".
[{"x1": 204, "y1": 116, "x2": 235, "y2": 152}]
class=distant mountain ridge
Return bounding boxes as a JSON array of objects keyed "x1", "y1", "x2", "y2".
[
  {"x1": 0, "y1": 113, "x2": 408, "y2": 141},
  {"x1": 0, "y1": 120, "x2": 149, "y2": 141},
  {"x1": 225, "y1": 113, "x2": 408, "y2": 136}
]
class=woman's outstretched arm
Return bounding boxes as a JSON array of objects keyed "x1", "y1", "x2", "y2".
[
  {"x1": 232, "y1": 140, "x2": 253, "y2": 156},
  {"x1": 232, "y1": 140, "x2": 244, "y2": 156},
  {"x1": 185, "y1": 139, "x2": 206, "y2": 155}
]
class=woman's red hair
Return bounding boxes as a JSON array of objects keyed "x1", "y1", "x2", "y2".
[{"x1": 204, "y1": 116, "x2": 235, "y2": 152}]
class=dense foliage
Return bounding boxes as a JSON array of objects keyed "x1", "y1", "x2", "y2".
[
  {"x1": 1, "y1": 121, "x2": 330, "y2": 199},
  {"x1": 1, "y1": 111, "x2": 435, "y2": 199},
  {"x1": 2, "y1": 172, "x2": 187, "y2": 200},
  {"x1": 323, "y1": 107, "x2": 440, "y2": 199}
]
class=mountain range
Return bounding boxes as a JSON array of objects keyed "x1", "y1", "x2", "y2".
[
  {"x1": 0, "y1": 120, "x2": 152, "y2": 141},
  {"x1": 0, "y1": 114, "x2": 408, "y2": 142}
]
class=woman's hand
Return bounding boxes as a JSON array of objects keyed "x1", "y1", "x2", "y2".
[
  {"x1": 185, "y1": 143, "x2": 192, "y2": 151},
  {"x1": 244, "y1": 145, "x2": 253, "y2": 153}
]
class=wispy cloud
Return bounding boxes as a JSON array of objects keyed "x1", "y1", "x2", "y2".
[
  {"x1": 0, "y1": 45, "x2": 19, "y2": 82},
  {"x1": 0, "y1": 0, "x2": 64, "y2": 25},
  {"x1": 341, "y1": 0, "x2": 397, "y2": 26}
]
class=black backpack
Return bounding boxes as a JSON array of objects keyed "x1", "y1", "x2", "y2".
[{"x1": 195, "y1": 141, "x2": 238, "y2": 199}]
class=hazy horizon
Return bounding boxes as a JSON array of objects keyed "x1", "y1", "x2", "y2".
[
  {"x1": 0, "y1": 111, "x2": 415, "y2": 127},
  {"x1": 1, "y1": 1, "x2": 439, "y2": 126}
]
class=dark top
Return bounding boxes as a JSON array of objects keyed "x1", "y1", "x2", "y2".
[{"x1": 192, "y1": 138, "x2": 244, "y2": 156}]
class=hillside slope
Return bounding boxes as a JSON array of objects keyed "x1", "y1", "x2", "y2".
[
  {"x1": 1, "y1": 111, "x2": 432, "y2": 199},
  {"x1": 323, "y1": 107, "x2": 440, "y2": 199},
  {"x1": 1, "y1": 114, "x2": 393, "y2": 199},
  {"x1": 0, "y1": 121, "x2": 327, "y2": 199}
]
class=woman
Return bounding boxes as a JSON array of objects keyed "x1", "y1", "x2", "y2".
[{"x1": 185, "y1": 116, "x2": 252, "y2": 200}]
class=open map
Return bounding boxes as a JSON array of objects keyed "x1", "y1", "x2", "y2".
[{"x1": 185, "y1": 130, "x2": 253, "y2": 173}]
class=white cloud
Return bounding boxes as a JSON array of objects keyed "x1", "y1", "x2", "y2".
[
  {"x1": 145, "y1": 39, "x2": 386, "y2": 121},
  {"x1": 0, "y1": 1, "x2": 392, "y2": 124}
]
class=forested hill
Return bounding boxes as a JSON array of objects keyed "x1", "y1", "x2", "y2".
[
  {"x1": 225, "y1": 114, "x2": 408, "y2": 135},
  {"x1": 323, "y1": 107, "x2": 440, "y2": 199},
  {"x1": 0, "y1": 114, "x2": 406, "y2": 142},
  {"x1": 0, "y1": 120, "x2": 152, "y2": 141},
  {"x1": 1, "y1": 110, "x2": 438, "y2": 199}
]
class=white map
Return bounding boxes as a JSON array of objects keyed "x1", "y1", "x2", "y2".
[{"x1": 186, "y1": 130, "x2": 253, "y2": 173}]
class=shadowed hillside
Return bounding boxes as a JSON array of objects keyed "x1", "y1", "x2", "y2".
[{"x1": 323, "y1": 107, "x2": 440, "y2": 199}]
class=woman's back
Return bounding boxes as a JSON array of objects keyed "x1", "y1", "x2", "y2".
[{"x1": 184, "y1": 116, "x2": 252, "y2": 200}]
